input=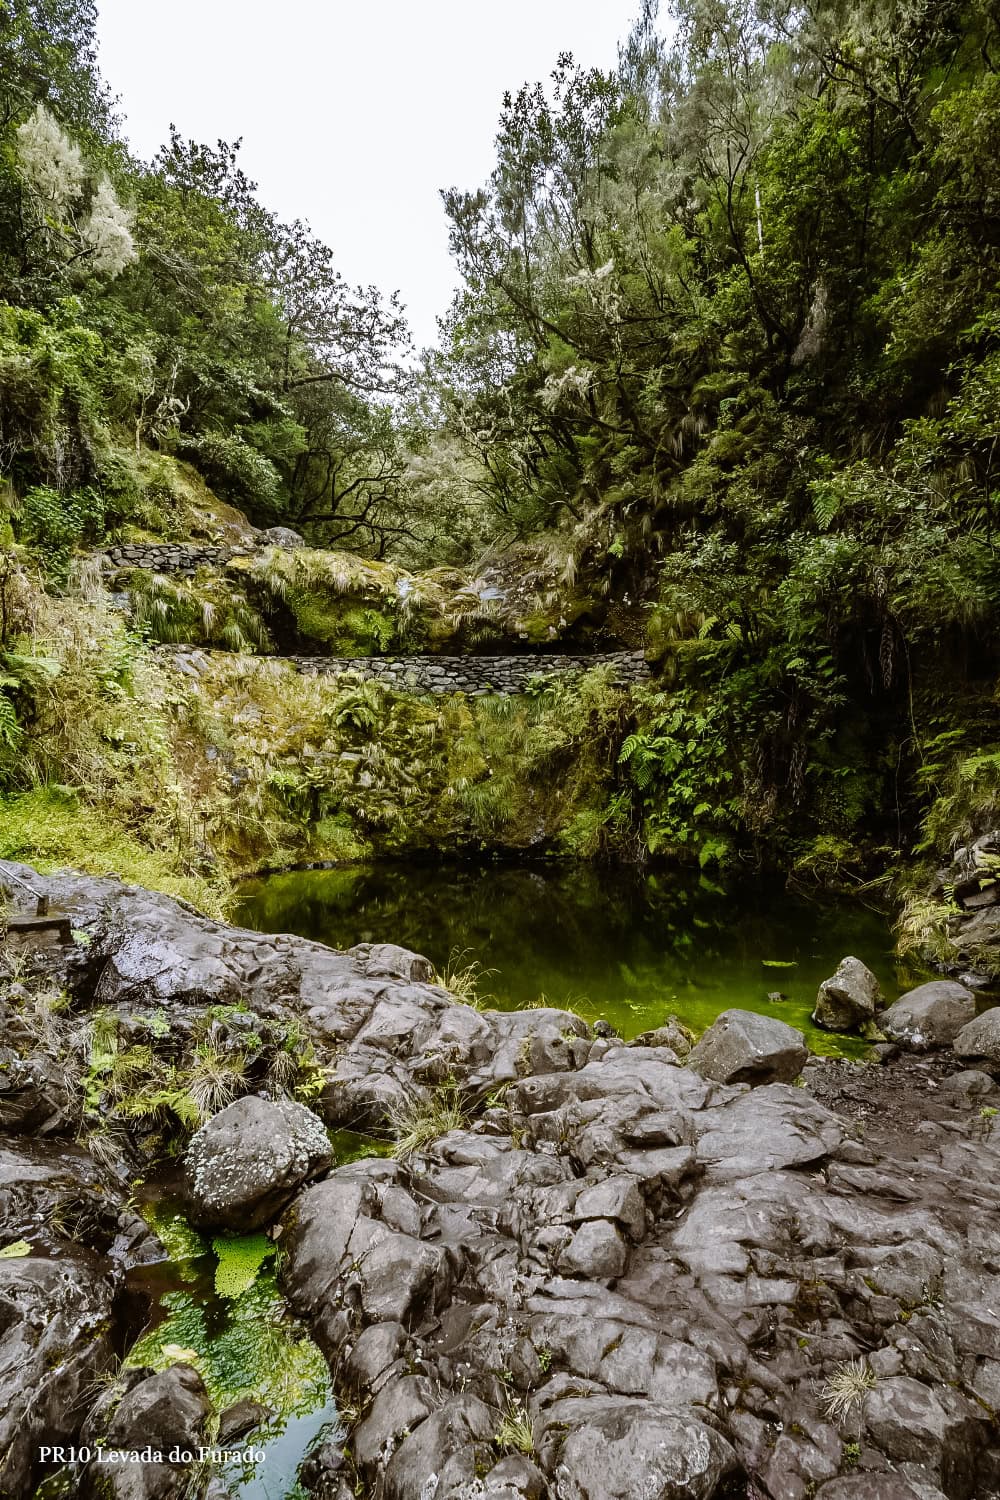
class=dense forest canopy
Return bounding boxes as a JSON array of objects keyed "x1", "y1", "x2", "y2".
[
  {"x1": 432, "y1": 0, "x2": 1000, "y2": 875},
  {"x1": 0, "y1": 0, "x2": 998, "y2": 891}
]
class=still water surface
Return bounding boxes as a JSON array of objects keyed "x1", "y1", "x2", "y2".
[{"x1": 236, "y1": 863, "x2": 912, "y2": 1057}]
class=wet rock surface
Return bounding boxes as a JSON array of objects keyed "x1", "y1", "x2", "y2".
[
  {"x1": 80, "y1": 1365, "x2": 211, "y2": 1500},
  {"x1": 0, "y1": 1048, "x2": 74, "y2": 1135},
  {"x1": 3, "y1": 867, "x2": 1000, "y2": 1498},
  {"x1": 0, "y1": 1250, "x2": 117, "y2": 1497}
]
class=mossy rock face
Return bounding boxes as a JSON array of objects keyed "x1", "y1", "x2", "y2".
[
  {"x1": 247, "y1": 544, "x2": 614, "y2": 657},
  {"x1": 105, "y1": 448, "x2": 262, "y2": 547},
  {"x1": 158, "y1": 653, "x2": 636, "y2": 867},
  {"x1": 121, "y1": 566, "x2": 273, "y2": 653},
  {"x1": 509, "y1": 589, "x2": 599, "y2": 647},
  {"x1": 286, "y1": 594, "x2": 402, "y2": 655},
  {"x1": 247, "y1": 547, "x2": 424, "y2": 654}
]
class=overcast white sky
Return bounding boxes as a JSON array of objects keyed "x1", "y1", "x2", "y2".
[{"x1": 95, "y1": 1, "x2": 641, "y2": 351}]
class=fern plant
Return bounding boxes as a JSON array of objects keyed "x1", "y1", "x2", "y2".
[{"x1": 0, "y1": 688, "x2": 21, "y2": 754}]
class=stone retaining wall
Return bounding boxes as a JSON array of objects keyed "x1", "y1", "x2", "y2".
[
  {"x1": 104, "y1": 543, "x2": 243, "y2": 576},
  {"x1": 159, "y1": 646, "x2": 650, "y2": 695}
]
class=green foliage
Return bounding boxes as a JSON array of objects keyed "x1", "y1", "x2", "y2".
[
  {"x1": 431, "y1": 0, "x2": 1000, "y2": 871},
  {"x1": 76, "y1": 1001, "x2": 314, "y2": 1153},
  {"x1": 0, "y1": 690, "x2": 21, "y2": 757},
  {"x1": 916, "y1": 743, "x2": 1000, "y2": 857},
  {"x1": 125, "y1": 569, "x2": 271, "y2": 653},
  {"x1": 0, "y1": 34, "x2": 417, "y2": 562},
  {"x1": 0, "y1": 785, "x2": 224, "y2": 914},
  {"x1": 620, "y1": 692, "x2": 737, "y2": 864},
  {"x1": 178, "y1": 432, "x2": 281, "y2": 516},
  {"x1": 212, "y1": 1233, "x2": 277, "y2": 1299},
  {"x1": 17, "y1": 484, "x2": 104, "y2": 583},
  {"x1": 2, "y1": 0, "x2": 999, "y2": 895}
]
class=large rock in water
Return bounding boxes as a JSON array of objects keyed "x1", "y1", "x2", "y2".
[
  {"x1": 184, "y1": 1095, "x2": 332, "y2": 1231},
  {"x1": 813, "y1": 955, "x2": 883, "y2": 1032},
  {"x1": 953, "y1": 1006, "x2": 1000, "y2": 1071},
  {"x1": 881, "y1": 981, "x2": 976, "y2": 1050},
  {"x1": 687, "y1": 1008, "x2": 807, "y2": 1085}
]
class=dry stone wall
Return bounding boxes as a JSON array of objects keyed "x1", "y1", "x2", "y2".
[
  {"x1": 104, "y1": 543, "x2": 242, "y2": 576},
  {"x1": 159, "y1": 645, "x2": 650, "y2": 695}
]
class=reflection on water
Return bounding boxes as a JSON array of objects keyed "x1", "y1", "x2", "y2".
[{"x1": 236, "y1": 863, "x2": 917, "y2": 1057}]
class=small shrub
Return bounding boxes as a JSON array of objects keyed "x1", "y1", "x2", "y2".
[
  {"x1": 495, "y1": 1399, "x2": 534, "y2": 1455},
  {"x1": 17, "y1": 485, "x2": 105, "y2": 585}
]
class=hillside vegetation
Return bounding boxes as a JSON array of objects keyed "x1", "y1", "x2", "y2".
[{"x1": 1, "y1": 0, "x2": 998, "y2": 955}]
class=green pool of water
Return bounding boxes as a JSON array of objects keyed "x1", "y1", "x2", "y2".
[
  {"x1": 126, "y1": 1200, "x2": 339, "y2": 1500},
  {"x1": 236, "y1": 863, "x2": 921, "y2": 1057}
]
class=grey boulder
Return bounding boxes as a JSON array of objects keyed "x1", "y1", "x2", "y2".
[
  {"x1": 261, "y1": 525, "x2": 306, "y2": 548},
  {"x1": 80, "y1": 1364, "x2": 210, "y2": 1500},
  {"x1": 558, "y1": 1219, "x2": 629, "y2": 1280},
  {"x1": 940, "y1": 1069, "x2": 996, "y2": 1101},
  {"x1": 862, "y1": 1375, "x2": 985, "y2": 1500},
  {"x1": 687, "y1": 1008, "x2": 807, "y2": 1086},
  {"x1": 881, "y1": 981, "x2": 976, "y2": 1049},
  {"x1": 953, "y1": 1006, "x2": 1000, "y2": 1071},
  {"x1": 184, "y1": 1095, "x2": 332, "y2": 1231},
  {"x1": 630, "y1": 1018, "x2": 694, "y2": 1057},
  {"x1": 815, "y1": 1479, "x2": 943, "y2": 1500},
  {"x1": 813, "y1": 955, "x2": 883, "y2": 1032}
]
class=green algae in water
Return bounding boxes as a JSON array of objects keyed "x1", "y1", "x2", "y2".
[
  {"x1": 236, "y1": 863, "x2": 920, "y2": 1059},
  {"x1": 128, "y1": 1203, "x2": 336, "y2": 1499},
  {"x1": 212, "y1": 1233, "x2": 277, "y2": 1298},
  {"x1": 150, "y1": 1209, "x2": 208, "y2": 1265},
  {"x1": 329, "y1": 1127, "x2": 394, "y2": 1163}
]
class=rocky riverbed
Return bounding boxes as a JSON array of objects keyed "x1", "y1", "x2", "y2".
[{"x1": 2, "y1": 863, "x2": 1000, "y2": 1500}]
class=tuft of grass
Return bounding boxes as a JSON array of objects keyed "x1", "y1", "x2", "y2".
[
  {"x1": 433, "y1": 947, "x2": 497, "y2": 1007},
  {"x1": 821, "y1": 1359, "x2": 876, "y2": 1421},
  {"x1": 389, "y1": 1084, "x2": 469, "y2": 1159},
  {"x1": 186, "y1": 1043, "x2": 248, "y2": 1122},
  {"x1": 495, "y1": 1399, "x2": 534, "y2": 1455},
  {"x1": 2, "y1": 968, "x2": 67, "y2": 1052}
]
